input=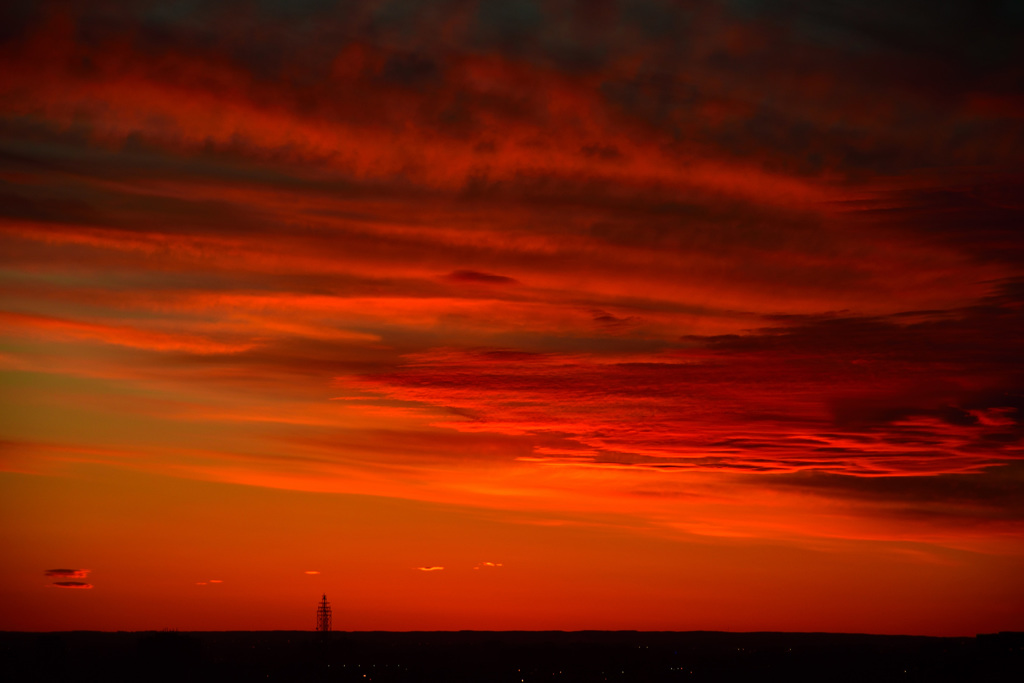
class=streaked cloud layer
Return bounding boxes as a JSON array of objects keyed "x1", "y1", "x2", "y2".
[
  {"x1": 1, "y1": 1, "x2": 1022, "y2": 632},
  {"x1": 45, "y1": 569, "x2": 91, "y2": 578},
  {"x1": 50, "y1": 581, "x2": 93, "y2": 590}
]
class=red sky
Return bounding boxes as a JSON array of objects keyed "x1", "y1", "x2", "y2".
[{"x1": 1, "y1": 0, "x2": 1023, "y2": 635}]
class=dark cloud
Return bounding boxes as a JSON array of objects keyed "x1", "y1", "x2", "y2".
[
  {"x1": 50, "y1": 581, "x2": 93, "y2": 589},
  {"x1": 844, "y1": 182, "x2": 1024, "y2": 265},
  {"x1": 697, "y1": 278, "x2": 1024, "y2": 368},
  {"x1": 44, "y1": 569, "x2": 90, "y2": 578},
  {"x1": 590, "y1": 309, "x2": 635, "y2": 329},
  {"x1": 474, "y1": 0, "x2": 545, "y2": 52},
  {"x1": 580, "y1": 143, "x2": 623, "y2": 161},
  {"x1": 445, "y1": 270, "x2": 520, "y2": 285},
  {"x1": 3, "y1": 0, "x2": 1018, "y2": 183},
  {"x1": 348, "y1": 274, "x2": 1024, "y2": 491},
  {"x1": 765, "y1": 462, "x2": 1024, "y2": 525}
]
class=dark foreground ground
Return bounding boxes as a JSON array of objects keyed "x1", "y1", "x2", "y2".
[{"x1": 2, "y1": 630, "x2": 1022, "y2": 683}]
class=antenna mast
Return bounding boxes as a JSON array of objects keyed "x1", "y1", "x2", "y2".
[{"x1": 316, "y1": 593, "x2": 332, "y2": 632}]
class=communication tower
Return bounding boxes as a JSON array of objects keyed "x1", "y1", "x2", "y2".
[{"x1": 316, "y1": 593, "x2": 332, "y2": 632}]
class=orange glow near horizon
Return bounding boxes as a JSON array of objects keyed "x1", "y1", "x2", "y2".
[{"x1": 1, "y1": 0, "x2": 1023, "y2": 636}]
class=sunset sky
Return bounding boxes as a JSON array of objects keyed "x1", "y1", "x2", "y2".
[{"x1": 1, "y1": 0, "x2": 1023, "y2": 635}]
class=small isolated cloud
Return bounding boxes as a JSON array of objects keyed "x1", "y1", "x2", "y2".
[
  {"x1": 304, "y1": 570, "x2": 321, "y2": 575},
  {"x1": 445, "y1": 270, "x2": 519, "y2": 285},
  {"x1": 416, "y1": 566, "x2": 444, "y2": 572},
  {"x1": 45, "y1": 569, "x2": 90, "y2": 578},
  {"x1": 209, "y1": 579, "x2": 223, "y2": 583},
  {"x1": 51, "y1": 581, "x2": 93, "y2": 589},
  {"x1": 474, "y1": 562, "x2": 503, "y2": 570},
  {"x1": 590, "y1": 309, "x2": 636, "y2": 329},
  {"x1": 196, "y1": 582, "x2": 207, "y2": 586}
]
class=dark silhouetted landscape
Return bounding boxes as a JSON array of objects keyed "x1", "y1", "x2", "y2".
[{"x1": 2, "y1": 630, "x2": 1022, "y2": 682}]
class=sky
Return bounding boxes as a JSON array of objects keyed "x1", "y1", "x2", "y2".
[{"x1": 1, "y1": 0, "x2": 1023, "y2": 635}]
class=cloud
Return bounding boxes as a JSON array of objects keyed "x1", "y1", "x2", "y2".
[
  {"x1": 0, "y1": 311, "x2": 255, "y2": 355},
  {"x1": 416, "y1": 566, "x2": 444, "y2": 572},
  {"x1": 769, "y1": 462, "x2": 1024, "y2": 521},
  {"x1": 474, "y1": 562, "x2": 503, "y2": 569},
  {"x1": 304, "y1": 570, "x2": 321, "y2": 575},
  {"x1": 445, "y1": 270, "x2": 520, "y2": 286},
  {"x1": 51, "y1": 582, "x2": 93, "y2": 589},
  {"x1": 1, "y1": 0, "x2": 1022, "y2": 553},
  {"x1": 348, "y1": 287, "x2": 1024, "y2": 479},
  {"x1": 44, "y1": 569, "x2": 90, "y2": 578}
]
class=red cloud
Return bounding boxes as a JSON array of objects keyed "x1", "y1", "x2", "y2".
[
  {"x1": 347, "y1": 293, "x2": 1024, "y2": 479},
  {"x1": 0, "y1": 8, "x2": 843, "y2": 217},
  {"x1": 51, "y1": 581, "x2": 93, "y2": 589},
  {"x1": 0, "y1": 311, "x2": 254, "y2": 355},
  {"x1": 45, "y1": 569, "x2": 90, "y2": 578},
  {"x1": 2, "y1": 0, "x2": 1021, "y2": 559}
]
